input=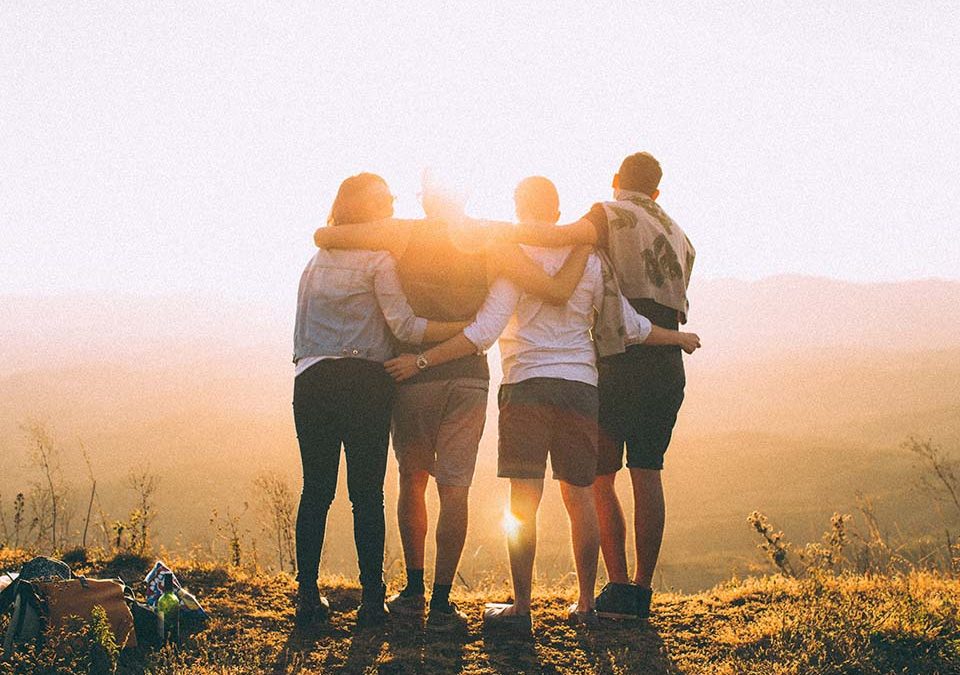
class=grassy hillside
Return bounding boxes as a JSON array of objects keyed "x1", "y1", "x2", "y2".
[
  {"x1": 2, "y1": 550, "x2": 959, "y2": 674},
  {"x1": 2, "y1": 280, "x2": 960, "y2": 593}
]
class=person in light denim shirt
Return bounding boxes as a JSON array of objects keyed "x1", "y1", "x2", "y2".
[
  {"x1": 314, "y1": 175, "x2": 591, "y2": 630},
  {"x1": 292, "y1": 173, "x2": 467, "y2": 629}
]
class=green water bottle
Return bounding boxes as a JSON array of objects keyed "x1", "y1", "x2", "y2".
[{"x1": 157, "y1": 572, "x2": 180, "y2": 644}]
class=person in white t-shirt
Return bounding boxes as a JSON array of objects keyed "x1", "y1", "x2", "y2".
[{"x1": 384, "y1": 177, "x2": 700, "y2": 630}]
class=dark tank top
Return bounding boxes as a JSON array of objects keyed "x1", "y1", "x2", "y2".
[{"x1": 396, "y1": 219, "x2": 490, "y2": 383}]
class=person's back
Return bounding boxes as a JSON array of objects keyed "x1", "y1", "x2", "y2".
[
  {"x1": 295, "y1": 247, "x2": 423, "y2": 367},
  {"x1": 585, "y1": 189, "x2": 693, "y2": 332},
  {"x1": 509, "y1": 154, "x2": 699, "y2": 621},
  {"x1": 498, "y1": 246, "x2": 601, "y2": 386},
  {"x1": 291, "y1": 172, "x2": 473, "y2": 630},
  {"x1": 394, "y1": 218, "x2": 490, "y2": 382},
  {"x1": 483, "y1": 176, "x2": 604, "y2": 631}
]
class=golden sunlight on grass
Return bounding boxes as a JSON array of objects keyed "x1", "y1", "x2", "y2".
[{"x1": 5, "y1": 549, "x2": 960, "y2": 673}]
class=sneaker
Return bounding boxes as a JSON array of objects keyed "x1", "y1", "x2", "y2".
[
  {"x1": 427, "y1": 601, "x2": 468, "y2": 631},
  {"x1": 482, "y1": 603, "x2": 532, "y2": 634},
  {"x1": 387, "y1": 591, "x2": 426, "y2": 617},
  {"x1": 595, "y1": 582, "x2": 639, "y2": 620},
  {"x1": 294, "y1": 585, "x2": 330, "y2": 626},
  {"x1": 566, "y1": 603, "x2": 599, "y2": 628},
  {"x1": 357, "y1": 585, "x2": 390, "y2": 628},
  {"x1": 634, "y1": 585, "x2": 653, "y2": 620}
]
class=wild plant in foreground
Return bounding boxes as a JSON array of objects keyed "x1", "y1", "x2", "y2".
[
  {"x1": 747, "y1": 511, "x2": 797, "y2": 577},
  {"x1": 210, "y1": 504, "x2": 249, "y2": 567},
  {"x1": 253, "y1": 472, "x2": 296, "y2": 574},
  {"x1": 0, "y1": 606, "x2": 118, "y2": 675}
]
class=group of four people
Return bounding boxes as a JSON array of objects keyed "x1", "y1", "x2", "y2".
[{"x1": 291, "y1": 151, "x2": 700, "y2": 631}]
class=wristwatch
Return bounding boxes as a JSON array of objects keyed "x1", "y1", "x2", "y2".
[{"x1": 415, "y1": 353, "x2": 430, "y2": 370}]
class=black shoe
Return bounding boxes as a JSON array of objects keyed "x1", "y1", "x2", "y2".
[
  {"x1": 295, "y1": 584, "x2": 330, "y2": 626},
  {"x1": 595, "y1": 582, "x2": 639, "y2": 620},
  {"x1": 427, "y1": 600, "x2": 469, "y2": 632},
  {"x1": 634, "y1": 585, "x2": 653, "y2": 620},
  {"x1": 357, "y1": 585, "x2": 390, "y2": 628}
]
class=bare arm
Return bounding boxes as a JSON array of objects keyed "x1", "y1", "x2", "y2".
[
  {"x1": 385, "y1": 278, "x2": 519, "y2": 382},
  {"x1": 313, "y1": 219, "x2": 414, "y2": 259},
  {"x1": 422, "y1": 319, "x2": 471, "y2": 343},
  {"x1": 488, "y1": 243, "x2": 591, "y2": 305},
  {"x1": 514, "y1": 219, "x2": 598, "y2": 248},
  {"x1": 643, "y1": 325, "x2": 702, "y2": 354},
  {"x1": 384, "y1": 334, "x2": 479, "y2": 382}
]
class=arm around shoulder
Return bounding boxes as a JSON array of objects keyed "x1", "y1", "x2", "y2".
[
  {"x1": 314, "y1": 219, "x2": 410, "y2": 258},
  {"x1": 489, "y1": 242, "x2": 590, "y2": 305},
  {"x1": 515, "y1": 218, "x2": 598, "y2": 248}
]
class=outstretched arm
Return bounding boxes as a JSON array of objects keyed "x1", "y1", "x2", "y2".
[
  {"x1": 385, "y1": 278, "x2": 519, "y2": 382},
  {"x1": 622, "y1": 302, "x2": 701, "y2": 354},
  {"x1": 643, "y1": 325, "x2": 702, "y2": 354},
  {"x1": 488, "y1": 243, "x2": 591, "y2": 305},
  {"x1": 313, "y1": 219, "x2": 415, "y2": 258},
  {"x1": 422, "y1": 319, "x2": 471, "y2": 343},
  {"x1": 514, "y1": 218, "x2": 598, "y2": 248}
]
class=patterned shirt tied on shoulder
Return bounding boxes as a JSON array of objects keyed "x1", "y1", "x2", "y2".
[{"x1": 586, "y1": 188, "x2": 695, "y2": 324}]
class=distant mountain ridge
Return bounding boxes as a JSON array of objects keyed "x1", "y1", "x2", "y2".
[
  {"x1": 687, "y1": 275, "x2": 960, "y2": 360},
  {"x1": 4, "y1": 276, "x2": 958, "y2": 376}
]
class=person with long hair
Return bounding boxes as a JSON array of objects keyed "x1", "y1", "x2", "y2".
[
  {"x1": 292, "y1": 173, "x2": 467, "y2": 628},
  {"x1": 313, "y1": 175, "x2": 590, "y2": 629}
]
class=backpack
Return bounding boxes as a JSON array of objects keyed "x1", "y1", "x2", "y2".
[
  {"x1": 1, "y1": 557, "x2": 138, "y2": 654},
  {"x1": 1, "y1": 556, "x2": 72, "y2": 653}
]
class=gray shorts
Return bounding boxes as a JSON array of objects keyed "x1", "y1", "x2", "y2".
[{"x1": 391, "y1": 377, "x2": 489, "y2": 488}]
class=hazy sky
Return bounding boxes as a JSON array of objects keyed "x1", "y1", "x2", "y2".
[{"x1": 2, "y1": 2, "x2": 958, "y2": 302}]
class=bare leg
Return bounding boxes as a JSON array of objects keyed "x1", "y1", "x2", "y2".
[
  {"x1": 434, "y1": 484, "x2": 470, "y2": 585},
  {"x1": 559, "y1": 481, "x2": 600, "y2": 612},
  {"x1": 593, "y1": 472, "x2": 630, "y2": 584},
  {"x1": 397, "y1": 470, "x2": 430, "y2": 573},
  {"x1": 630, "y1": 468, "x2": 665, "y2": 588},
  {"x1": 503, "y1": 478, "x2": 543, "y2": 615}
]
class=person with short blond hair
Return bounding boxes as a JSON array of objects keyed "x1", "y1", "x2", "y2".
[
  {"x1": 513, "y1": 152, "x2": 698, "y2": 620},
  {"x1": 385, "y1": 175, "x2": 699, "y2": 630}
]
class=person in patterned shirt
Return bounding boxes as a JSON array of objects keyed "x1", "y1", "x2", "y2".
[{"x1": 513, "y1": 152, "x2": 698, "y2": 620}]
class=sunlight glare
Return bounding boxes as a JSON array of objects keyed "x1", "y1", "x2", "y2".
[{"x1": 502, "y1": 507, "x2": 521, "y2": 539}]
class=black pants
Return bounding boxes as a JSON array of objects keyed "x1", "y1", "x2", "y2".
[{"x1": 293, "y1": 358, "x2": 396, "y2": 591}]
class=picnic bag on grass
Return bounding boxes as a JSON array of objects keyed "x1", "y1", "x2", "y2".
[
  {"x1": 34, "y1": 577, "x2": 138, "y2": 649},
  {"x1": 1, "y1": 556, "x2": 73, "y2": 654}
]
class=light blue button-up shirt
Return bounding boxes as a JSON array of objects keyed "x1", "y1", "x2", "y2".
[{"x1": 293, "y1": 248, "x2": 427, "y2": 367}]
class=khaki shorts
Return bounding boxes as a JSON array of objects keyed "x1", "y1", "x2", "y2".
[{"x1": 391, "y1": 377, "x2": 489, "y2": 488}]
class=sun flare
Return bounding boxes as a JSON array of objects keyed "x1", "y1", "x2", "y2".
[{"x1": 502, "y1": 508, "x2": 521, "y2": 538}]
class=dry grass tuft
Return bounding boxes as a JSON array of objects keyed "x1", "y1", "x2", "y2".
[{"x1": 2, "y1": 552, "x2": 960, "y2": 673}]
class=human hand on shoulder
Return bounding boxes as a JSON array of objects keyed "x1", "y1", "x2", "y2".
[{"x1": 313, "y1": 226, "x2": 328, "y2": 248}]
